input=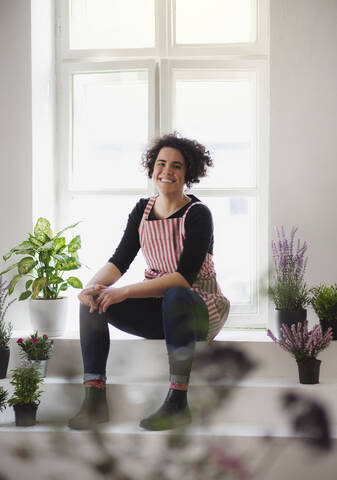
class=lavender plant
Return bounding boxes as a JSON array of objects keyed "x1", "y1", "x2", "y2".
[
  {"x1": 269, "y1": 226, "x2": 310, "y2": 310},
  {"x1": 267, "y1": 322, "x2": 333, "y2": 362},
  {"x1": 272, "y1": 226, "x2": 308, "y2": 283},
  {"x1": 0, "y1": 275, "x2": 14, "y2": 349}
]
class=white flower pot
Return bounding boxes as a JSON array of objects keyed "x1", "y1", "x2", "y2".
[
  {"x1": 29, "y1": 359, "x2": 48, "y2": 377},
  {"x1": 29, "y1": 297, "x2": 69, "y2": 337}
]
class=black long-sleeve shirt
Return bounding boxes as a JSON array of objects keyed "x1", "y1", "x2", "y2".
[{"x1": 108, "y1": 194, "x2": 214, "y2": 286}]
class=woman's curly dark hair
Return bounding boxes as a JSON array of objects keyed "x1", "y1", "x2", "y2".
[{"x1": 141, "y1": 132, "x2": 214, "y2": 188}]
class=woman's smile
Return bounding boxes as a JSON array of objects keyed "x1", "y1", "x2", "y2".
[{"x1": 153, "y1": 147, "x2": 186, "y2": 194}]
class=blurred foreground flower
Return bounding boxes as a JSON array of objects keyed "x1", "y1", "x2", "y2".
[{"x1": 282, "y1": 391, "x2": 332, "y2": 451}]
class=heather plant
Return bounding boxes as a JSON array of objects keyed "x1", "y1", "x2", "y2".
[
  {"x1": 0, "y1": 275, "x2": 14, "y2": 349},
  {"x1": 17, "y1": 331, "x2": 54, "y2": 361},
  {"x1": 311, "y1": 284, "x2": 337, "y2": 323},
  {"x1": 269, "y1": 226, "x2": 309, "y2": 310},
  {"x1": 267, "y1": 322, "x2": 333, "y2": 362},
  {"x1": 272, "y1": 226, "x2": 308, "y2": 283},
  {"x1": 0, "y1": 217, "x2": 83, "y2": 300}
]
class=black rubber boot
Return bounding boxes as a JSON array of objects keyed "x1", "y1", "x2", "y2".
[
  {"x1": 68, "y1": 387, "x2": 109, "y2": 430},
  {"x1": 139, "y1": 389, "x2": 191, "y2": 431}
]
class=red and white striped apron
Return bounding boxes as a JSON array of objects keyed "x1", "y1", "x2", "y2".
[{"x1": 138, "y1": 195, "x2": 230, "y2": 342}]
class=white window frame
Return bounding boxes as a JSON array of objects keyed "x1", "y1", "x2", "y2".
[{"x1": 56, "y1": 0, "x2": 269, "y2": 329}]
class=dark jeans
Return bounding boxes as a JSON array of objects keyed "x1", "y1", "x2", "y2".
[{"x1": 80, "y1": 286, "x2": 209, "y2": 381}]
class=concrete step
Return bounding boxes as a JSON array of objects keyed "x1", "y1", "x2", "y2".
[
  {"x1": 1, "y1": 378, "x2": 337, "y2": 433},
  {"x1": 7, "y1": 330, "x2": 337, "y2": 381}
]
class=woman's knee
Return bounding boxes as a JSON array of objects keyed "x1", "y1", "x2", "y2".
[{"x1": 163, "y1": 286, "x2": 191, "y2": 305}]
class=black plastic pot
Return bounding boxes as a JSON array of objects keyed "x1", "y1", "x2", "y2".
[
  {"x1": 276, "y1": 309, "x2": 307, "y2": 338},
  {"x1": 296, "y1": 358, "x2": 321, "y2": 384},
  {"x1": 319, "y1": 319, "x2": 337, "y2": 341},
  {"x1": 0, "y1": 347, "x2": 10, "y2": 379},
  {"x1": 13, "y1": 403, "x2": 38, "y2": 426}
]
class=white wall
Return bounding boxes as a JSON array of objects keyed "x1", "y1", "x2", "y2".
[
  {"x1": 0, "y1": 0, "x2": 33, "y2": 329},
  {"x1": 0, "y1": 0, "x2": 55, "y2": 330},
  {"x1": 269, "y1": 0, "x2": 337, "y2": 328},
  {"x1": 1, "y1": 0, "x2": 336, "y2": 330}
]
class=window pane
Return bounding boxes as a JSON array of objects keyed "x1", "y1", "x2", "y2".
[
  {"x1": 175, "y1": 0, "x2": 255, "y2": 44},
  {"x1": 200, "y1": 196, "x2": 256, "y2": 307},
  {"x1": 174, "y1": 72, "x2": 256, "y2": 188},
  {"x1": 72, "y1": 71, "x2": 148, "y2": 189},
  {"x1": 70, "y1": 194, "x2": 146, "y2": 286},
  {"x1": 70, "y1": 0, "x2": 155, "y2": 49}
]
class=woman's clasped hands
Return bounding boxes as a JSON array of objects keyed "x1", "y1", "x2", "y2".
[{"x1": 78, "y1": 284, "x2": 128, "y2": 314}]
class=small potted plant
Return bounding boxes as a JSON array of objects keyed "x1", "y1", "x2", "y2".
[
  {"x1": 311, "y1": 284, "x2": 337, "y2": 340},
  {"x1": 0, "y1": 275, "x2": 15, "y2": 378},
  {"x1": 0, "y1": 386, "x2": 8, "y2": 413},
  {"x1": 8, "y1": 364, "x2": 44, "y2": 426},
  {"x1": 0, "y1": 217, "x2": 83, "y2": 336},
  {"x1": 269, "y1": 226, "x2": 310, "y2": 337},
  {"x1": 267, "y1": 322, "x2": 333, "y2": 384},
  {"x1": 17, "y1": 331, "x2": 54, "y2": 377}
]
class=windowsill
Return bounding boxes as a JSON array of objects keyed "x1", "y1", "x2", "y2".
[{"x1": 12, "y1": 327, "x2": 269, "y2": 342}]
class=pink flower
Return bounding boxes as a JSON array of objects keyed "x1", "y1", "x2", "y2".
[
  {"x1": 16, "y1": 338, "x2": 24, "y2": 344},
  {"x1": 31, "y1": 338, "x2": 38, "y2": 344},
  {"x1": 43, "y1": 334, "x2": 48, "y2": 340}
]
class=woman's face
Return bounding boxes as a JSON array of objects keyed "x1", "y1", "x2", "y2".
[{"x1": 152, "y1": 147, "x2": 186, "y2": 195}]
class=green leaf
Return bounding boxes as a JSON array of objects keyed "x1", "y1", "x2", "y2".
[
  {"x1": 0, "y1": 261, "x2": 19, "y2": 275},
  {"x1": 68, "y1": 235, "x2": 81, "y2": 253},
  {"x1": 9, "y1": 274, "x2": 21, "y2": 295},
  {"x1": 39, "y1": 250, "x2": 51, "y2": 265},
  {"x1": 29, "y1": 234, "x2": 43, "y2": 248},
  {"x1": 67, "y1": 276, "x2": 83, "y2": 289},
  {"x1": 49, "y1": 275, "x2": 63, "y2": 284},
  {"x1": 57, "y1": 258, "x2": 81, "y2": 271},
  {"x1": 54, "y1": 253, "x2": 69, "y2": 262},
  {"x1": 18, "y1": 257, "x2": 37, "y2": 275},
  {"x1": 31, "y1": 277, "x2": 47, "y2": 298},
  {"x1": 3, "y1": 241, "x2": 36, "y2": 260},
  {"x1": 39, "y1": 239, "x2": 55, "y2": 251},
  {"x1": 25, "y1": 279, "x2": 33, "y2": 289},
  {"x1": 53, "y1": 237, "x2": 66, "y2": 254},
  {"x1": 55, "y1": 221, "x2": 81, "y2": 238},
  {"x1": 34, "y1": 218, "x2": 53, "y2": 242},
  {"x1": 60, "y1": 282, "x2": 68, "y2": 292},
  {"x1": 19, "y1": 290, "x2": 32, "y2": 301}
]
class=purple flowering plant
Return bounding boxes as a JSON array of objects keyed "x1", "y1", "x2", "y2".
[
  {"x1": 267, "y1": 322, "x2": 333, "y2": 362},
  {"x1": 17, "y1": 331, "x2": 53, "y2": 361},
  {"x1": 269, "y1": 226, "x2": 310, "y2": 310}
]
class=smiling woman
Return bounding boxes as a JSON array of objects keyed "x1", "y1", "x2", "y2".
[{"x1": 68, "y1": 132, "x2": 230, "y2": 432}]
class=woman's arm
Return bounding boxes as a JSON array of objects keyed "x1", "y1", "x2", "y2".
[
  {"x1": 85, "y1": 262, "x2": 122, "y2": 288},
  {"x1": 96, "y1": 272, "x2": 190, "y2": 314}
]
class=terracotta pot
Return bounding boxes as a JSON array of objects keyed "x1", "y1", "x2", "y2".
[
  {"x1": 276, "y1": 309, "x2": 307, "y2": 338},
  {"x1": 296, "y1": 358, "x2": 321, "y2": 384}
]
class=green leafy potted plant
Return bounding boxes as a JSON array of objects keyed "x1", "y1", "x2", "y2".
[
  {"x1": 0, "y1": 386, "x2": 8, "y2": 413},
  {"x1": 17, "y1": 331, "x2": 54, "y2": 377},
  {"x1": 311, "y1": 284, "x2": 337, "y2": 340},
  {"x1": 269, "y1": 226, "x2": 310, "y2": 337},
  {"x1": 0, "y1": 275, "x2": 15, "y2": 378},
  {"x1": 267, "y1": 322, "x2": 333, "y2": 384},
  {"x1": 0, "y1": 217, "x2": 83, "y2": 336},
  {"x1": 8, "y1": 364, "x2": 44, "y2": 426}
]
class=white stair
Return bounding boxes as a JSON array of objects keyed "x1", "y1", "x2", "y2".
[{"x1": 1, "y1": 330, "x2": 337, "y2": 480}]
